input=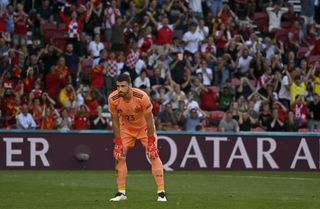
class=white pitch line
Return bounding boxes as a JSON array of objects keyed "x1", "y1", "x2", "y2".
[{"x1": 218, "y1": 175, "x2": 320, "y2": 181}]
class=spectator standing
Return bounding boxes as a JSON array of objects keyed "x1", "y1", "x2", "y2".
[
  {"x1": 266, "y1": 3, "x2": 289, "y2": 33},
  {"x1": 301, "y1": 0, "x2": 315, "y2": 24},
  {"x1": 195, "y1": 61, "x2": 213, "y2": 86},
  {"x1": 184, "y1": 108, "x2": 203, "y2": 131},
  {"x1": 284, "y1": 111, "x2": 299, "y2": 132},
  {"x1": 219, "y1": 110, "x2": 239, "y2": 132},
  {"x1": 266, "y1": 109, "x2": 284, "y2": 131},
  {"x1": 104, "y1": 0, "x2": 121, "y2": 42},
  {"x1": 16, "y1": 104, "x2": 36, "y2": 129},
  {"x1": 90, "y1": 105, "x2": 107, "y2": 129},
  {"x1": 307, "y1": 94, "x2": 320, "y2": 131},
  {"x1": 13, "y1": 3, "x2": 31, "y2": 46},
  {"x1": 56, "y1": 108, "x2": 72, "y2": 130},
  {"x1": 64, "y1": 43, "x2": 80, "y2": 87},
  {"x1": 74, "y1": 104, "x2": 90, "y2": 130},
  {"x1": 60, "y1": 5, "x2": 87, "y2": 44},
  {"x1": 183, "y1": 22, "x2": 204, "y2": 55}
]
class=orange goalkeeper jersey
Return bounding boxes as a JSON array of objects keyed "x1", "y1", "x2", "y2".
[{"x1": 108, "y1": 88, "x2": 153, "y2": 131}]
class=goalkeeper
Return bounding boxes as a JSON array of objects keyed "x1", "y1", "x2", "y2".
[{"x1": 108, "y1": 73, "x2": 166, "y2": 202}]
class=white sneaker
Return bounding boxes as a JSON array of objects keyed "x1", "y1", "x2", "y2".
[
  {"x1": 109, "y1": 192, "x2": 127, "y2": 201},
  {"x1": 157, "y1": 192, "x2": 167, "y2": 202}
]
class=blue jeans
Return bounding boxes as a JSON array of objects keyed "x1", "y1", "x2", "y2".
[{"x1": 207, "y1": 0, "x2": 223, "y2": 18}]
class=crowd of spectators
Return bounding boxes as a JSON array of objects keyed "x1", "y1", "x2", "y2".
[{"x1": 0, "y1": 0, "x2": 320, "y2": 132}]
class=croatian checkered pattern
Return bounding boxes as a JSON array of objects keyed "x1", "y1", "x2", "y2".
[
  {"x1": 125, "y1": 50, "x2": 140, "y2": 70},
  {"x1": 107, "y1": 59, "x2": 118, "y2": 77},
  {"x1": 68, "y1": 20, "x2": 79, "y2": 39}
]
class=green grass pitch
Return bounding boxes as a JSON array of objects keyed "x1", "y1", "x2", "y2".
[{"x1": 0, "y1": 170, "x2": 319, "y2": 209}]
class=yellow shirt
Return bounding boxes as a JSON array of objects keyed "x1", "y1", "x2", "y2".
[
  {"x1": 313, "y1": 76, "x2": 320, "y2": 95},
  {"x1": 290, "y1": 82, "x2": 306, "y2": 105},
  {"x1": 134, "y1": 0, "x2": 143, "y2": 8}
]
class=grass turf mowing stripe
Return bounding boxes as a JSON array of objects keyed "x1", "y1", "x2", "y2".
[{"x1": 0, "y1": 171, "x2": 319, "y2": 209}]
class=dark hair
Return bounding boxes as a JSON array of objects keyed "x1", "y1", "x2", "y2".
[{"x1": 117, "y1": 73, "x2": 132, "y2": 84}]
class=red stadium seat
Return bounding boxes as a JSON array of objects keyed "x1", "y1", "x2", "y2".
[
  {"x1": 41, "y1": 22, "x2": 57, "y2": 34},
  {"x1": 57, "y1": 23, "x2": 66, "y2": 32},
  {"x1": 253, "y1": 12, "x2": 269, "y2": 33},
  {"x1": 308, "y1": 55, "x2": 320, "y2": 65},
  {"x1": 251, "y1": 127, "x2": 266, "y2": 132},
  {"x1": 231, "y1": 78, "x2": 241, "y2": 87},
  {"x1": 280, "y1": 21, "x2": 293, "y2": 29},
  {"x1": 53, "y1": 37, "x2": 68, "y2": 50},
  {"x1": 297, "y1": 47, "x2": 310, "y2": 58},
  {"x1": 281, "y1": 12, "x2": 298, "y2": 22},
  {"x1": 203, "y1": 126, "x2": 219, "y2": 132},
  {"x1": 275, "y1": 29, "x2": 289, "y2": 44},
  {"x1": 249, "y1": 79, "x2": 257, "y2": 87},
  {"x1": 298, "y1": 128, "x2": 309, "y2": 133},
  {"x1": 208, "y1": 86, "x2": 220, "y2": 95},
  {"x1": 210, "y1": 111, "x2": 225, "y2": 120}
]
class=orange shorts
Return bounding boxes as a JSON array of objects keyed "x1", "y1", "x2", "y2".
[{"x1": 120, "y1": 127, "x2": 157, "y2": 149}]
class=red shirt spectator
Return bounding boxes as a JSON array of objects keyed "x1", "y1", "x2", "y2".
[
  {"x1": 23, "y1": 77, "x2": 34, "y2": 94},
  {"x1": 14, "y1": 4, "x2": 29, "y2": 35},
  {"x1": 59, "y1": 5, "x2": 87, "y2": 39},
  {"x1": 199, "y1": 87, "x2": 217, "y2": 111},
  {"x1": 74, "y1": 115, "x2": 89, "y2": 129},
  {"x1": 85, "y1": 90, "x2": 101, "y2": 116},
  {"x1": 45, "y1": 67, "x2": 60, "y2": 99},
  {"x1": 54, "y1": 57, "x2": 71, "y2": 89},
  {"x1": 91, "y1": 64, "x2": 105, "y2": 89},
  {"x1": 157, "y1": 20, "x2": 174, "y2": 45},
  {"x1": 0, "y1": 12, "x2": 6, "y2": 32},
  {"x1": 41, "y1": 115, "x2": 55, "y2": 129},
  {"x1": 73, "y1": 105, "x2": 89, "y2": 129}
]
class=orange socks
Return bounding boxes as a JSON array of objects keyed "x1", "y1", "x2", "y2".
[
  {"x1": 115, "y1": 157, "x2": 165, "y2": 194},
  {"x1": 151, "y1": 157, "x2": 165, "y2": 193},
  {"x1": 116, "y1": 159, "x2": 127, "y2": 194}
]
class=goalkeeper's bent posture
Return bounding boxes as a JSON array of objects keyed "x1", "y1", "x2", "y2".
[{"x1": 108, "y1": 73, "x2": 167, "y2": 202}]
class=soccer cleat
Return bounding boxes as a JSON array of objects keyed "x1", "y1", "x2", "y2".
[
  {"x1": 157, "y1": 192, "x2": 167, "y2": 202},
  {"x1": 109, "y1": 192, "x2": 127, "y2": 201}
]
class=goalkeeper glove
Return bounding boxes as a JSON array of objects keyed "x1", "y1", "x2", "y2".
[
  {"x1": 113, "y1": 137, "x2": 125, "y2": 160},
  {"x1": 147, "y1": 135, "x2": 158, "y2": 160}
]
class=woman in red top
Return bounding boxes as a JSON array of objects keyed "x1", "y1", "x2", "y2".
[
  {"x1": 56, "y1": 57, "x2": 71, "y2": 89},
  {"x1": 215, "y1": 23, "x2": 232, "y2": 57},
  {"x1": 45, "y1": 66, "x2": 60, "y2": 100},
  {"x1": 91, "y1": 64, "x2": 106, "y2": 90},
  {"x1": 85, "y1": 88, "x2": 101, "y2": 116},
  {"x1": 217, "y1": 5, "x2": 238, "y2": 25},
  {"x1": 31, "y1": 98, "x2": 44, "y2": 128},
  {"x1": 40, "y1": 107, "x2": 56, "y2": 130},
  {"x1": 23, "y1": 68, "x2": 35, "y2": 94},
  {"x1": 13, "y1": 4, "x2": 31, "y2": 46},
  {"x1": 0, "y1": 9, "x2": 6, "y2": 32},
  {"x1": 73, "y1": 104, "x2": 90, "y2": 130}
]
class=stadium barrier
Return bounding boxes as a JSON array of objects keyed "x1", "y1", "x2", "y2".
[{"x1": 0, "y1": 130, "x2": 319, "y2": 171}]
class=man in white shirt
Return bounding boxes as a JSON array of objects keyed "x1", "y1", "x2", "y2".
[
  {"x1": 278, "y1": 74, "x2": 291, "y2": 109},
  {"x1": 88, "y1": 34, "x2": 104, "y2": 58},
  {"x1": 266, "y1": 4, "x2": 289, "y2": 33},
  {"x1": 188, "y1": 0, "x2": 203, "y2": 19},
  {"x1": 196, "y1": 60, "x2": 213, "y2": 86},
  {"x1": 182, "y1": 22, "x2": 204, "y2": 55},
  {"x1": 236, "y1": 48, "x2": 253, "y2": 77},
  {"x1": 16, "y1": 104, "x2": 37, "y2": 129}
]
